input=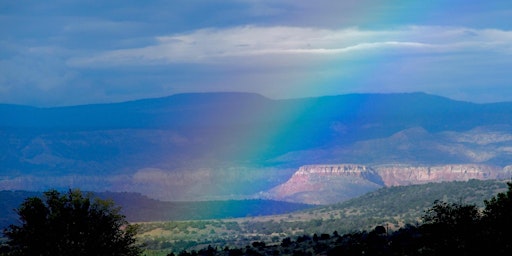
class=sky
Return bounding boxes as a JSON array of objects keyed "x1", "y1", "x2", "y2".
[{"x1": 1, "y1": 0, "x2": 512, "y2": 106}]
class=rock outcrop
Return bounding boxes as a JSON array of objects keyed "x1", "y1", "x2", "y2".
[
  {"x1": 267, "y1": 164, "x2": 384, "y2": 205},
  {"x1": 266, "y1": 163, "x2": 510, "y2": 205},
  {"x1": 374, "y1": 164, "x2": 508, "y2": 186}
]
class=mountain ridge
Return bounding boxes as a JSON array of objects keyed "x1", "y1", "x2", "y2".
[{"x1": 0, "y1": 92, "x2": 485, "y2": 129}]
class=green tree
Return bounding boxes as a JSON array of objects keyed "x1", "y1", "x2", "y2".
[
  {"x1": 3, "y1": 189, "x2": 142, "y2": 256},
  {"x1": 482, "y1": 182, "x2": 512, "y2": 255},
  {"x1": 422, "y1": 200, "x2": 481, "y2": 226},
  {"x1": 420, "y1": 200, "x2": 482, "y2": 255}
]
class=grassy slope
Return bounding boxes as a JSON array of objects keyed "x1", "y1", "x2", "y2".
[{"x1": 136, "y1": 179, "x2": 509, "y2": 254}]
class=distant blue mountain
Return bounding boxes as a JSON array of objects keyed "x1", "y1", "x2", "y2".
[
  {"x1": 3, "y1": 92, "x2": 511, "y2": 132},
  {"x1": 1, "y1": 92, "x2": 512, "y2": 200},
  {"x1": 2, "y1": 92, "x2": 511, "y2": 155}
]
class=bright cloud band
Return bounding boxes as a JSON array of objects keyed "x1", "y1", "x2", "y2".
[{"x1": 70, "y1": 26, "x2": 512, "y2": 66}]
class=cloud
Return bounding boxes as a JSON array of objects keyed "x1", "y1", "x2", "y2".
[
  {"x1": 3, "y1": 22, "x2": 512, "y2": 106},
  {"x1": 1, "y1": 0, "x2": 512, "y2": 107},
  {"x1": 69, "y1": 25, "x2": 512, "y2": 68}
]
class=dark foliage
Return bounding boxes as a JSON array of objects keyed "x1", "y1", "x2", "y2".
[
  {"x1": 1, "y1": 189, "x2": 142, "y2": 256},
  {"x1": 481, "y1": 182, "x2": 512, "y2": 255}
]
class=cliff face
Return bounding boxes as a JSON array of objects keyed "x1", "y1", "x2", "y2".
[
  {"x1": 291, "y1": 165, "x2": 383, "y2": 183},
  {"x1": 267, "y1": 164, "x2": 384, "y2": 205},
  {"x1": 267, "y1": 163, "x2": 510, "y2": 205},
  {"x1": 375, "y1": 164, "x2": 507, "y2": 186}
]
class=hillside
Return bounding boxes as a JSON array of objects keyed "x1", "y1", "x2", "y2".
[
  {"x1": 134, "y1": 179, "x2": 510, "y2": 253},
  {"x1": 166, "y1": 181, "x2": 512, "y2": 256},
  {"x1": 2, "y1": 181, "x2": 510, "y2": 255}
]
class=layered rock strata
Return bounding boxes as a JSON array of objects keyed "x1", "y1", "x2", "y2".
[
  {"x1": 268, "y1": 164, "x2": 383, "y2": 205},
  {"x1": 375, "y1": 164, "x2": 507, "y2": 186},
  {"x1": 268, "y1": 163, "x2": 510, "y2": 205}
]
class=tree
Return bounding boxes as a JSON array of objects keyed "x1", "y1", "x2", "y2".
[
  {"x1": 483, "y1": 182, "x2": 512, "y2": 226},
  {"x1": 481, "y1": 182, "x2": 512, "y2": 255},
  {"x1": 3, "y1": 189, "x2": 142, "y2": 256},
  {"x1": 422, "y1": 200, "x2": 481, "y2": 226},
  {"x1": 420, "y1": 200, "x2": 482, "y2": 255}
]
